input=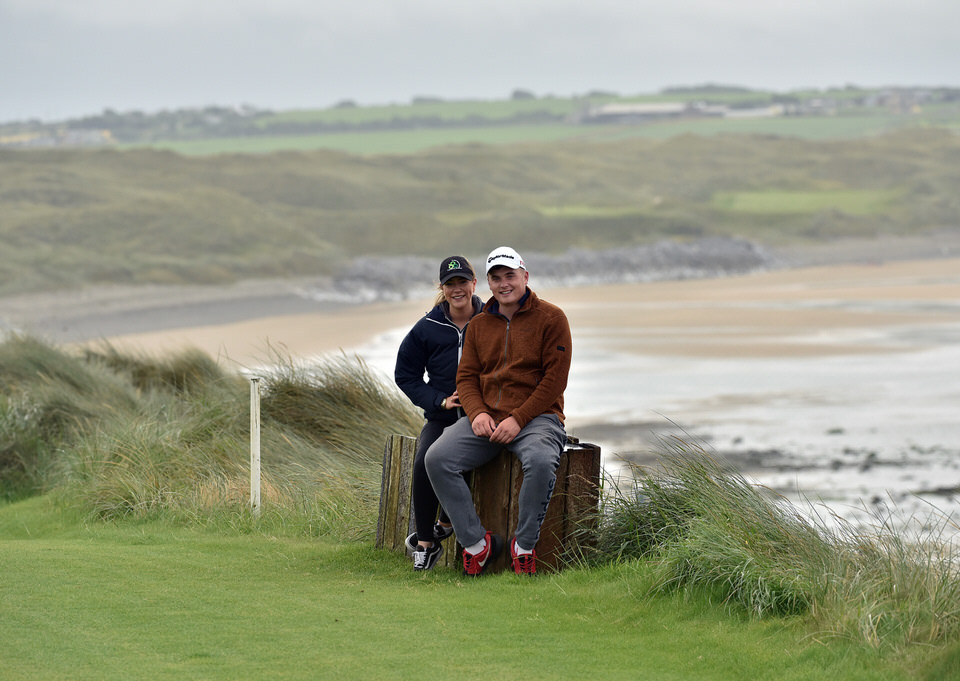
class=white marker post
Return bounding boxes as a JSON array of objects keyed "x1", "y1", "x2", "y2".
[{"x1": 249, "y1": 376, "x2": 261, "y2": 517}]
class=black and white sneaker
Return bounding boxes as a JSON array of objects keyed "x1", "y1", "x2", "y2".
[
  {"x1": 405, "y1": 522, "x2": 454, "y2": 552},
  {"x1": 412, "y1": 542, "x2": 443, "y2": 571}
]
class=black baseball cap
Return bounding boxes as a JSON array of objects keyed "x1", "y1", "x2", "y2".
[{"x1": 439, "y1": 256, "x2": 475, "y2": 284}]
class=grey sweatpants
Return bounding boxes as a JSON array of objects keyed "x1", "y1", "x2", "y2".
[{"x1": 424, "y1": 414, "x2": 566, "y2": 550}]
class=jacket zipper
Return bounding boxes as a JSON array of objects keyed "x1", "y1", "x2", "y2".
[{"x1": 493, "y1": 318, "x2": 510, "y2": 410}]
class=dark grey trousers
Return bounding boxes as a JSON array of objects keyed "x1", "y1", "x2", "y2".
[{"x1": 424, "y1": 414, "x2": 566, "y2": 549}]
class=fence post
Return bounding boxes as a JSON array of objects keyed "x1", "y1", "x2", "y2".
[{"x1": 249, "y1": 376, "x2": 261, "y2": 517}]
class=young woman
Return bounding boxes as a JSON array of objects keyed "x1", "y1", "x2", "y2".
[{"x1": 394, "y1": 256, "x2": 483, "y2": 570}]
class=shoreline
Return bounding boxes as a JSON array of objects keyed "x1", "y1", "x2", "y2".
[
  {"x1": 49, "y1": 255, "x2": 960, "y2": 369},
  {"x1": 2, "y1": 230, "x2": 958, "y2": 356}
]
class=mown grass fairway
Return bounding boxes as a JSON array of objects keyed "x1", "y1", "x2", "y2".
[
  {"x1": 0, "y1": 498, "x2": 927, "y2": 681},
  {"x1": 137, "y1": 112, "x2": 924, "y2": 156},
  {"x1": 712, "y1": 189, "x2": 898, "y2": 215}
]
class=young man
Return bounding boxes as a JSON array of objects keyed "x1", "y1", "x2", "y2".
[{"x1": 424, "y1": 246, "x2": 572, "y2": 576}]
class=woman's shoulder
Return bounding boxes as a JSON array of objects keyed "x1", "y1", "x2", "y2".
[{"x1": 409, "y1": 304, "x2": 449, "y2": 331}]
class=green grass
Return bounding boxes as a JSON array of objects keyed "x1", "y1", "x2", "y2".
[
  {"x1": 712, "y1": 189, "x2": 899, "y2": 215},
  {"x1": 0, "y1": 496, "x2": 933, "y2": 681},
  {"x1": 135, "y1": 124, "x2": 595, "y2": 156},
  {"x1": 129, "y1": 113, "x2": 934, "y2": 156}
]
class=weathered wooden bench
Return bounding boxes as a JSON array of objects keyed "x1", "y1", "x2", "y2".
[{"x1": 375, "y1": 433, "x2": 601, "y2": 573}]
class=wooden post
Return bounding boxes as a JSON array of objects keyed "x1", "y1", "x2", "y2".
[
  {"x1": 249, "y1": 376, "x2": 261, "y2": 517},
  {"x1": 375, "y1": 434, "x2": 417, "y2": 550},
  {"x1": 377, "y1": 434, "x2": 601, "y2": 573}
]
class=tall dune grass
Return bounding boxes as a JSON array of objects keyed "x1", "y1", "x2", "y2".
[
  {"x1": 259, "y1": 350, "x2": 422, "y2": 464},
  {"x1": 0, "y1": 336, "x2": 421, "y2": 537},
  {"x1": 590, "y1": 437, "x2": 960, "y2": 648}
]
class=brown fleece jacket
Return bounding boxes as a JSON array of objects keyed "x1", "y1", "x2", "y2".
[{"x1": 456, "y1": 289, "x2": 572, "y2": 428}]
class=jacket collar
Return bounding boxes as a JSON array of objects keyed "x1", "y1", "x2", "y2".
[{"x1": 484, "y1": 288, "x2": 533, "y2": 316}]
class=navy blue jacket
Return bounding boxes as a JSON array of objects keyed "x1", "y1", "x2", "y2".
[{"x1": 394, "y1": 295, "x2": 484, "y2": 424}]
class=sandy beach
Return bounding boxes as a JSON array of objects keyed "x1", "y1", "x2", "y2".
[
  {"x1": 5, "y1": 256, "x2": 960, "y2": 530},
  {"x1": 48, "y1": 256, "x2": 959, "y2": 366}
]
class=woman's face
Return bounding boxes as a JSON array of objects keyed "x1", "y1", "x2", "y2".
[{"x1": 442, "y1": 276, "x2": 476, "y2": 310}]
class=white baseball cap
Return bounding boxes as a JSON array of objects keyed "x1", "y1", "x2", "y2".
[{"x1": 485, "y1": 246, "x2": 526, "y2": 274}]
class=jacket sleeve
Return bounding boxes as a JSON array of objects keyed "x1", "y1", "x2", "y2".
[
  {"x1": 510, "y1": 309, "x2": 572, "y2": 429},
  {"x1": 456, "y1": 322, "x2": 485, "y2": 422},
  {"x1": 394, "y1": 324, "x2": 444, "y2": 412}
]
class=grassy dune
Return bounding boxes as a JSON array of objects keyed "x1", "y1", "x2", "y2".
[
  {"x1": 0, "y1": 336, "x2": 421, "y2": 532},
  {"x1": 1, "y1": 336, "x2": 959, "y2": 679},
  {"x1": 3, "y1": 127, "x2": 959, "y2": 296}
]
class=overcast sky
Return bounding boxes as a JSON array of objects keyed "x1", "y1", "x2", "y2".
[{"x1": 1, "y1": 0, "x2": 958, "y2": 123}]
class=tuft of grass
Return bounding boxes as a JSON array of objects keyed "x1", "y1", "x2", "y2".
[
  {"x1": 0, "y1": 335, "x2": 140, "y2": 499},
  {"x1": 84, "y1": 343, "x2": 229, "y2": 394},
  {"x1": 259, "y1": 350, "x2": 423, "y2": 464},
  {"x1": 814, "y1": 509, "x2": 960, "y2": 649},
  {"x1": 589, "y1": 437, "x2": 960, "y2": 648}
]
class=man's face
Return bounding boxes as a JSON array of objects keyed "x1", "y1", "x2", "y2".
[{"x1": 487, "y1": 266, "x2": 529, "y2": 307}]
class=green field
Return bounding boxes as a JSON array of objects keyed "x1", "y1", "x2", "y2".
[
  {"x1": 0, "y1": 497, "x2": 944, "y2": 681},
  {"x1": 135, "y1": 112, "x2": 933, "y2": 156},
  {"x1": 712, "y1": 189, "x2": 900, "y2": 215}
]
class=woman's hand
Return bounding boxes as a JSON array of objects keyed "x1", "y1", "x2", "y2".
[{"x1": 443, "y1": 391, "x2": 461, "y2": 409}]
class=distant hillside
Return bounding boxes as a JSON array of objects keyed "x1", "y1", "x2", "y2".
[
  {"x1": 1, "y1": 127, "x2": 958, "y2": 297},
  {"x1": 2, "y1": 85, "x2": 958, "y2": 153}
]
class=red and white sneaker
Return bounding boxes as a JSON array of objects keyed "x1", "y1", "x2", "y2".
[
  {"x1": 510, "y1": 537, "x2": 537, "y2": 575},
  {"x1": 462, "y1": 532, "x2": 502, "y2": 577}
]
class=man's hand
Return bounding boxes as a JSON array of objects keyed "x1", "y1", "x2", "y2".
[
  {"x1": 490, "y1": 416, "x2": 521, "y2": 444},
  {"x1": 471, "y1": 412, "x2": 497, "y2": 438}
]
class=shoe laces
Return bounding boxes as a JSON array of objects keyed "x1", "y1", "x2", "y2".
[
  {"x1": 463, "y1": 544, "x2": 488, "y2": 574},
  {"x1": 412, "y1": 546, "x2": 431, "y2": 569},
  {"x1": 512, "y1": 551, "x2": 536, "y2": 575}
]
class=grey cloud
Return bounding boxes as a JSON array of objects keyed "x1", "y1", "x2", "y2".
[{"x1": 2, "y1": 0, "x2": 959, "y2": 122}]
